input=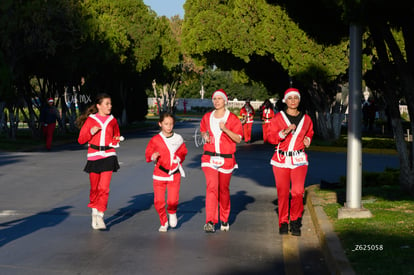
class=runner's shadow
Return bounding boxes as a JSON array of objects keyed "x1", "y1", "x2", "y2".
[
  {"x1": 0, "y1": 206, "x2": 72, "y2": 247},
  {"x1": 229, "y1": 190, "x2": 255, "y2": 225},
  {"x1": 105, "y1": 193, "x2": 154, "y2": 229},
  {"x1": 175, "y1": 195, "x2": 205, "y2": 229}
]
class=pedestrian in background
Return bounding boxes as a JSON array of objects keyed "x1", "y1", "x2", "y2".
[
  {"x1": 267, "y1": 88, "x2": 314, "y2": 236},
  {"x1": 145, "y1": 112, "x2": 187, "y2": 232},
  {"x1": 77, "y1": 93, "x2": 123, "y2": 230},
  {"x1": 39, "y1": 97, "x2": 60, "y2": 150},
  {"x1": 239, "y1": 99, "x2": 255, "y2": 143},
  {"x1": 200, "y1": 89, "x2": 243, "y2": 233},
  {"x1": 260, "y1": 99, "x2": 274, "y2": 143}
]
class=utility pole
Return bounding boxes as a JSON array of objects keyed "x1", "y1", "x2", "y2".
[{"x1": 338, "y1": 23, "x2": 372, "y2": 219}]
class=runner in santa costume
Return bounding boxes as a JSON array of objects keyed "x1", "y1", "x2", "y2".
[
  {"x1": 239, "y1": 99, "x2": 255, "y2": 143},
  {"x1": 77, "y1": 93, "x2": 123, "y2": 230},
  {"x1": 200, "y1": 89, "x2": 243, "y2": 233},
  {"x1": 260, "y1": 99, "x2": 275, "y2": 143},
  {"x1": 145, "y1": 112, "x2": 188, "y2": 232},
  {"x1": 267, "y1": 88, "x2": 314, "y2": 236}
]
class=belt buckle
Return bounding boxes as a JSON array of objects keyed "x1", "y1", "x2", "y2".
[{"x1": 99, "y1": 146, "x2": 105, "y2": 151}]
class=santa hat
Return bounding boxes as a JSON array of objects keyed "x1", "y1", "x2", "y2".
[
  {"x1": 47, "y1": 98, "x2": 54, "y2": 103},
  {"x1": 282, "y1": 88, "x2": 300, "y2": 103},
  {"x1": 212, "y1": 89, "x2": 228, "y2": 104}
]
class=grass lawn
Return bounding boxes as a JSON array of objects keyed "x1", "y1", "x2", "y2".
[{"x1": 315, "y1": 184, "x2": 414, "y2": 275}]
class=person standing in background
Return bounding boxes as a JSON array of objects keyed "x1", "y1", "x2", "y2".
[
  {"x1": 39, "y1": 97, "x2": 60, "y2": 150},
  {"x1": 267, "y1": 88, "x2": 314, "y2": 236}
]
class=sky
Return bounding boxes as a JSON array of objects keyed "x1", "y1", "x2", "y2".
[{"x1": 143, "y1": 0, "x2": 185, "y2": 18}]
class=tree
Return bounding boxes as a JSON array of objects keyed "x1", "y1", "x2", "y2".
[
  {"x1": 181, "y1": 0, "x2": 350, "y2": 138},
  {"x1": 270, "y1": 0, "x2": 414, "y2": 194}
]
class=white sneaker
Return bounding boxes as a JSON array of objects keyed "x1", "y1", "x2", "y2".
[
  {"x1": 220, "y1": 222, "x2": 230, "y2": 232},
  {"x1": 169, "y1": 213, "x2": 177, "y2": 228},
  {"x1": 91, "y1": 208, "x2": 98, "y2": 229},
  {"x1": 95, "y1": 212, "x2": 106, "y2": 230},
  {"x1": 158, "y1": 222, "x2": 169, "y2": 232}
]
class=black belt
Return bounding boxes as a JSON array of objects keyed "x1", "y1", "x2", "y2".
[
  {"x1": 277, "y1": 149, "x2": 304, "y2": 156},
  {"x1": 90, "y1": 144, "x2": 112, "y2": 151},
  {"x1": 203, "y1": 151, "x2": 233, "y2": 158},
  {"x1": 158, "y1": 165, "x2": 179, "y2": 175}
]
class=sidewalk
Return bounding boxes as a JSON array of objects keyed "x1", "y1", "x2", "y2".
[{"x1": 305, "y1": 185, "x2": 356, "y2": 275}]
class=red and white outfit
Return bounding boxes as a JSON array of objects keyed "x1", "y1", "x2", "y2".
[
  {"x1": 267, "y1": 111, "x2": 314, "y2": 227},
  {"x1": 145, "y1": 132, "x2": 187, "y2": 226},
  {"x1": 239, "y1": 104, "x2": 255, "y2": 142},
  {"x1": 261, "y1": 106, "x2": 274, "y2": 143},
  {"x1": 200, "y1": 109, "x2": 243, "y2": 224},
  {"x1": 78, "y1": 114, "x2": 121, "y2": 213}
]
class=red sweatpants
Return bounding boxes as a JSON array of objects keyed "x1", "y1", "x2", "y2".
[
  {"x1": 262, "y1": 123, "x2": 270, "y2": 143},
  {"x1": 153, "y1": 173, "x2": 181, "y2": 225},
  {"x1": 88, "y1": 171, "x2": 113, "y2": 212},
  {"x1": 243, "y1": 123, "x2": 253, "y2": 142},
  {"x1": 42, "y1": 123, "x2": 56, "y2": 150},
  {"x1": 272, "y1": 165, "x2": 308, "y2": 227},
  {"x1": 202, "y1": 167, "x2": 232, "y2": 224}
]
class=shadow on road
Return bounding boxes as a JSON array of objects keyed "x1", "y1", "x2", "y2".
[
  {"x1": 176, "y1": 195, "x2": 204, "y2": 228},
  {"x1": 0, "y1": 206, "x2": 72, "y2": 247},
  {"x1": 229, "y1": 190, "x2": 255, "y2": 224},
  {"x1": 105, "y1": 192, "x2": 154, "y2": 229}
]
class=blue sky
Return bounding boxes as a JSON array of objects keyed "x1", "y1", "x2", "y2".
[{"x1": 143, "y1": 0, "x2": 185, "y2": 18}]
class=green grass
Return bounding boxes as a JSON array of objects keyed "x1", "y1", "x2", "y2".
[{"x1": 315, "y1": 184, "x2": 414, "y2": 275}]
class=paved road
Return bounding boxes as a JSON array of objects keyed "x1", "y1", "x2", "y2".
[{"x1": 0, "y1": 120, "x2": 399, "y2": 275}]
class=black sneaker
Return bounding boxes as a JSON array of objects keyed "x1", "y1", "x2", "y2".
[
  {"x1": 204, "y1": 221, "x2": 215, "y2": 233},
  {"x1": 290, "y1": 219, "x2": 301, "y2": 236},
  {"x1": 279, "y1": 222, "x2": 288, "y2": 235}
]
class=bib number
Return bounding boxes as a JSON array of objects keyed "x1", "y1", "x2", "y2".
[
  {"x1": 210, "y1": 156, "x2": 225, "y2": 168},
  {"x1": 292, "y1": 152, "x2": 307, "y2": 165}
]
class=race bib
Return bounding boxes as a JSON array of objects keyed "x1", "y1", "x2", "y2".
[
  {"x1": 210, "y1": 156, "x2": 225, "y2": 168},
  {"x1": 292, "y1": 152, "x2": 307, "y2": 165}
]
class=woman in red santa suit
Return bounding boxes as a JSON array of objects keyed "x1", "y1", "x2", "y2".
[
  {"x1": 145, "y1": 112, "x2": 188, "y2": 232},
  {"x1": 267, "y1": 88, "x2": 314, "y2": 236},
  {"x1": 77, "y1": 93, "x2": 123, "y2": 230},
  {"x1": 260, "y1": 99, "x2": 275, "y2": 143},
  {"x1": 200, "y1": 89, "x2": 243, "y2": 233},
  {"x1": 239, "y1": 99, "x2": 255, "y2": 143}
]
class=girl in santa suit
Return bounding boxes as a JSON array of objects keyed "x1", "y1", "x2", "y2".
[
  {"x1": 77, "y1": 93, "x2": 123, "y2": 230},
  {"x1": 239, "y1": 99, "x2": 255, "y2": 143},
  {"x1": 145, "y1": 112, "x2": 188, "y2": 232},
  {"x1": 267, "y1": 88, "x2": 314, "y2": 236},
  {"x1": 200, "y1": 89, "x2": 243, "y2": 233}
]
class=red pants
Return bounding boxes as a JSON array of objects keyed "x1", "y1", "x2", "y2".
[
  {"x1": 88, "y1": 171, "x2": 113, "y2": 212},
  {"x1": 42, "y1": 123, "x2": 56, "y2": 150},
  {"x1": 272, "y1": 165, "x2": 307, "y2": 227},
  {"x1": 262, "y1": 123, "x2": 270, "y2": 143},
  {"x1": 202, "y1": 167, "x2": 232, "y2": 224},
  {"x1": 243, "y1": 123, "x2": 253, "y2": 142},
  {"x1": 153, "y1": 173, "x2": 181, "y2": 225}
]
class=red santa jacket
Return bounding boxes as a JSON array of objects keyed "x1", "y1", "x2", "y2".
[
  {"x1": 78, "y1": 114, "x2": 121, "y2": 160},
  {"x1": 145, "y1": 132, "x2": 188, "y2": 181},
  {"x1": 267, "y1": 111, "x2": 314, "y2": 168},
  {"x1": 240, "y1": 104, "x2": 255, "y2": 124},
  {"x1": 200, "y1": 109, "x2": 243, "y2": 174},
  {"x1": 261, "y1": 107, "x2": 275, "y2": 123}
]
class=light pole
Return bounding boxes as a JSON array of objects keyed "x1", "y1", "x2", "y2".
[{"x1": 338, "y1": 23, "x2": 372, "y2": 219}]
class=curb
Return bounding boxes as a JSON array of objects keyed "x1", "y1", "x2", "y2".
[{"x1": 306, "y1": 185, "x2": 356, "y2": 275}]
